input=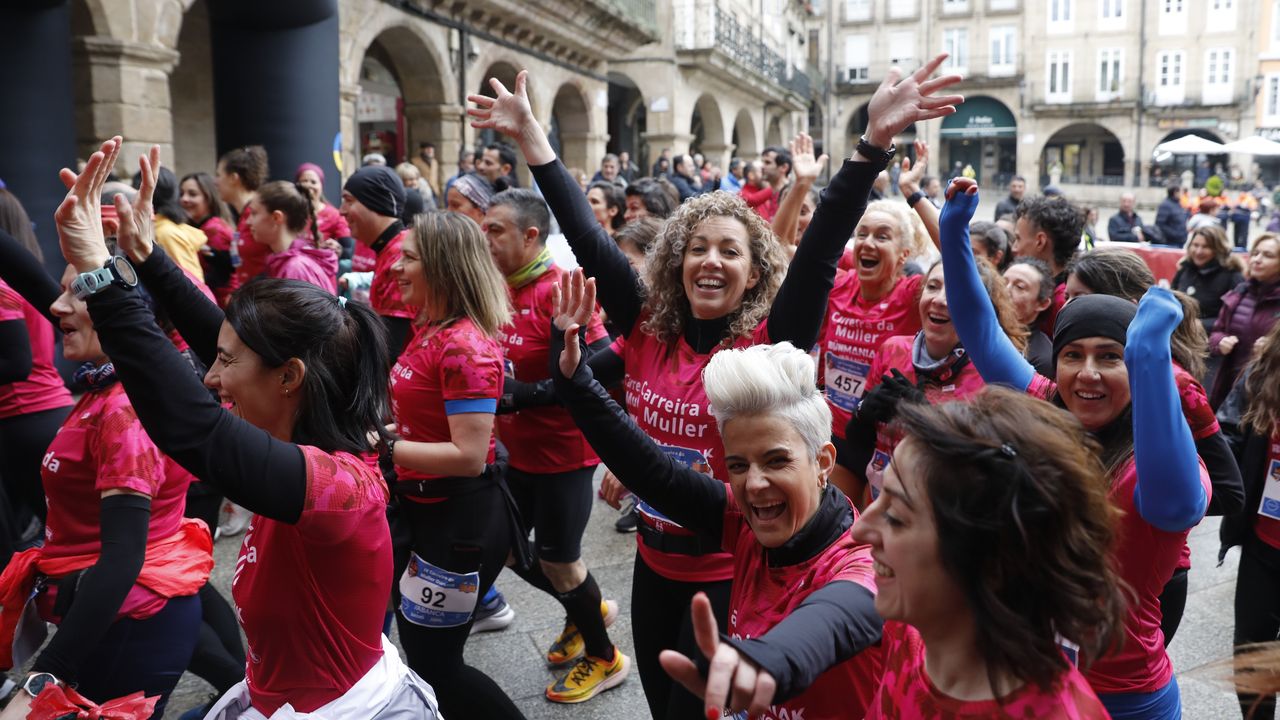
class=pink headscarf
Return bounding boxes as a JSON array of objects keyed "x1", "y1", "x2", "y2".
[{"x1": 295, "y1": 162, "x2": 325, "y2": 185}]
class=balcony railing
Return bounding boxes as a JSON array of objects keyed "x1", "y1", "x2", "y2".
[
  {"x1": 594, "y1": 0, "x2": 659, "y2": 37},
  {"x1": 675, "y1": 0, "x2": 811, "y2": 98}
]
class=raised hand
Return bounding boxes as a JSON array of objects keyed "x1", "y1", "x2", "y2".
[
  {"x1": 789, "y1": 132, "x2": 828, "y2": 184},
  {"x1": 55, "y1": 136, "x2": 121, "y2": 272},
  {"x1": 552, "y1": 268, "x2": 598, "y2": 378},
  {"x1": 863, "y1": 54, "x2": 964, "y2": 150},
  {"x1": 1127, "y1": 287, "x2": 1185, "y2": 354},
  {"x1": 467, "y1": 70, "x2": 556, "y2": 166},
  {"x1": 114, "y1": 144, "x2": 161, "y2": 264},
  {"x1": 898, "y1": 139, "x2": 929, "y2": 195},
  {"x1": 659, "y1": 591, "x2": 777, "y2": 719}
]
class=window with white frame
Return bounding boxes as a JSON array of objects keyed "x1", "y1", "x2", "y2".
[
  {"x1": 1273, "y1": 1, "x2": 1280, "y2": 50},
  {"x1": 989, "y1": 0, "x2": 1017, "y2": 10},
  {"x1": 1159, "y1": 0, "x2": 1186, "y2": 34},
  {"x1": 1203, "y1": 48, "x2": 1233, "y2": 104},
  {"x1": 1048, "y1": 0, "x2": 1073, "y2": 31},
  {"x1": 943, "y1": 0, "x2": 970, "y2": 13},
  {"x1": 1154, "y1": 50, "x2": 1185, "y2": 104},
  {"x1": 1266, "y1": 75, "x2": 1280, "y2": 124},
  {"x1": 1206, "y1": 0, "x2": 1236, "y2": 32},
  {"x1": 888, "y1": 0, "x2": 918, "y2": 18},
  {"x1": 1099, "y1": 0, "x2": 1124, "y2": 26},
  {"x1": 845, "y1": 0, "x2": 871, "y2": 21},
  {"x1": 1096, "y1": 48, "x2": 1123, "y2": 101},
  {"x1": 889, "y1": 30, "x2": 916, "y2": 68},
  {"x1": 844, "y1": 34, "x2": 870, "y2": 82},
  {"x1": 1046, "y1": 50, "x2": 1072, "y2": 103},
  {"x1": 943, "y1": 28, "x2": 969, "y2": 74},
  {"x1": 989, "y1": 26, "x2": 1016, "y2": 76}
]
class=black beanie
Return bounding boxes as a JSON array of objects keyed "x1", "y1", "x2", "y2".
[
  {"x1": 343, "y1": 166, "x2": 406, "y2": 219},
  {"x1": 1051, "y1": 294, "x2": 1136, "y2": 371}
]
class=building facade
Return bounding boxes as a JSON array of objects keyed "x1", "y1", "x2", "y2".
[
  {"x1": 815, "y1": 0, "x2": 1265, "y2": 204},
  {"x1": 1, "y1": 0, "x2": 814, "y2": 260}
]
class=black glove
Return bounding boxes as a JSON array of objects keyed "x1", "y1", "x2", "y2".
[{"x1": 856, "y1": 369, "x2": 926, "y2": 426}]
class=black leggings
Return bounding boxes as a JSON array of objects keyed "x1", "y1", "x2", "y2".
[
  {"x1": 1234, "y1": 536, "x2": 1280, "y2": 719},
  {"x1": 392, "y1": 484, "x2": 525, "y2": 720},
  {"x1": 181, "y1": 484, "x2": 247, "y2": 694},
  {"x1": 0, "y1": 407, "x2": 70, "y2": 564},
  {"x1": 506, "y1": 465, "x2": 595, "y2": 563},
  {"x1": 631, "y1": 554, "x2": 732, "y2": 720},
  {"x1": 1159, "y1": 567, "x2": 1189, "y2": 647}
]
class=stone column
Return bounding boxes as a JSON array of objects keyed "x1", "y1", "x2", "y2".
[
  {"x1": 339, "y1": 81, "x2": 360, "y2": 190},
  {"x1": 403, "y1": 102, "x2": 464, "y2": 189},
  {"x1": 210, "y1": 0, "x2": 341, "y2": 197},
  {"x1": 0, "y1": 3, "x2": 77, "y2": 271},
  {"x1": 75, "y1": 36, "x2": 180, "y2": 167},
  {"x1": 560, "y1": 131, "x2": 610, "y2": 180}
]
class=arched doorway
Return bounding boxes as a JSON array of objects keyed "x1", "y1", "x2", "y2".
[
  {"x1": 549, "y1": 83, "x2": 591, "y2": 175},
  {"x1": 1040, "y1": 124, "x2": 1126, "y2": 186},
  {"x1": 170, "y1": 0, "x2": 216, "y2": 176},
  {"x1": 732, "y1": 109, "x2": 758, "y2": 160},
  {"x1": 476, "y1": 62, "x2": 521, "y2": 151},
  {"x1": 1149, "y1": 129, "x2": 1229, "y2": 188},
  {"x1": 939, "y1": 96, "x2": 1016, "y2": 186},
  {"x1": 689, "y1": 93, "x2": 725, "y2": 158},
  {"x1": 357, "y1": 27, "x2": 449, "y2": 172},
  {"x1": 607, "y1": 72, "x2": 646, "y2": 173},
  {"x1": 765, "y1": 116, "x2": 783, "y2": 148}
]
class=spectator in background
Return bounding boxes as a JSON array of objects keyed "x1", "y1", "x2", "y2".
[
  {"x1": 567, "y1": 167, "x2": 590, "y2": 192},
  {"x1": 1171, "y1": 225, "x2": 1246, "y2": 334},
  {"x1": 1080, "y1": 205, "x2": 1100, "y2": 251},
  {"x1": 362, "y1": 152, "x2": 387, "y2": 167},
  {"x1": 993, "y1": 175, "x2": 1025, "y2": 220},
  {"x1": 411, "y1": 142, "x2": 441, "y2": 197},
  {"x1": 445, "y1": 147, "x2": 476, "y2": 198},
  {"x1": 1209, "y1": 234, "x2": 1280, "y2": 408},
  {"x1": 969, "y1": 220, "x2": 1011, "y2": 272},
  {"x1": 741, "y1": 146, "x2": 792, "y2": 222},
  {"x1": 479, "y1": 143, "x2": 519, "y2": 188},
  {"x1": 868, "y1": 170, "x2": 890, "y2": 202},
  {"x1": 617, "y1": 151, "x2": 638, "y2": 183},
  {"x1": 622, "y1": 178, "x2": 677, "y2": 224},
  {"x1": 591, "y1": 153, "x2": 626, "y2": 188},
  {"x1": 587, "y1": 181, "x2": 626, "y2": 236},
  {"x1": 668, "y1": 154, "x2": 704, "y2": 202},
  {"x1": 1188, "y1": 197, "x2": 1224, "y2": 233},
  {"x1": 721, "y1": 158, "x2": 744, "y2": 193},
  {"x1": 650, "y1": 148, "x2": 671, "y2": 177},
  {"x1": 146, "y1": 166, "x2": 208, "y2": 281},
  {"x1": 922, "y1": 175, "x2": 942, "y2": 208},
  {"x1": 395, "y1": 162, "x2": 436, "y2": 212},
  {"x1": 1107, "y1": 192, "x2": 1147, "y2": 242},
  {"x1": 1157, "y1": 184, "x2": 1190, "y2": 247}
]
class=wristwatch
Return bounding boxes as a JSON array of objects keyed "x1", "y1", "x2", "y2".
[
  {"x1": 856, "y1": 135, "x2": 897, "y2": 167},
  {"x1": 71, "y1": 255, "x2": 138, "y2": 300},
  {"x1": 906, "y1": 190, "x2": 926, "y2": 206},
  {"x1": 21, "y1": 672, "x2": 60, "y2": 698}
]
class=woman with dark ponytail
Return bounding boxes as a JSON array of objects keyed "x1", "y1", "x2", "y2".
[
  {"x1": 246, "y1": 181, "x2": 338, "y2": 293},
  {"x1": 55, "y1": 138, "x2": 441, "y2": 718}
]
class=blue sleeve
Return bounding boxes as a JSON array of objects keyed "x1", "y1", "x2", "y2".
[
  {"x1": 1126, "y1": 287, "x2": 1209, "y2": 532},
  {"x1": 938, "y1": 185, "x2": 1036, "y2": 391}
]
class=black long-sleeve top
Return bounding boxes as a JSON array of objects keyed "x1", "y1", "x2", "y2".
[
  {"x1": 552, "y1": 348, "x2": 882, "y2": 701},
  {"x1": 530, "y1": 156, "x2": 883, "y2": 355},
  {"x1": 0, "y1": 229, "x2": 61, "y2": 326},
  {"x1": 88, "y1": 246, "x2": 306, "y2": 523}
]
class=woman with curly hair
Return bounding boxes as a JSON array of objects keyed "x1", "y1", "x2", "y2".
[
  {"x1": 844, "y1": 256, "x2": 1026, "y2": 498},
  {"x1": 941, "y1": 178, "x2": 1210, "y2": 719},
  {"x1": 468, "y1": 58, "x2": 962, "y2": 718}
]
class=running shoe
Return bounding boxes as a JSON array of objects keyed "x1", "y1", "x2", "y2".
[
  {"x1": 546, "y1": 599, "x2": 619, "y2": 665},
  {"x1": 545, "y1": 649, "x2": 630, "y2": 704},
  {"x1": 469, "y1": 588, "x2": 516, "y2": 634},
  {"x1": 614, "y1": 496, "x2": 638, "y2": 533},
  {"x1": 217, "y1": 501, "x2": 252, "y2": 537}
]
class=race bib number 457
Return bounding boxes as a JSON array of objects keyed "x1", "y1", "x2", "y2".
[
  {"x1": 399, "y1": 552, "x2": 480, "y2": 628},
  {"x1": 825, "y1": 354, "x2": 871, "y2": 412}
]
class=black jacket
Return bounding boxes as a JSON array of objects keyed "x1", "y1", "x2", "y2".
[
  {"x1": 669, "y1": 172, "x2": 703, "y2": 202},
  {"x1": 1171, "y1": 259, "x2": 1245, "y2": 334},
  {"x1": 994, "y1": 194, "x2": 1020, "y2": 221},
  {"x1": 1156, "y1": 198, "x2": 1189, "y2": 247},
  {"x1": 1220, "y1": 429, "x2": 1272, "y2": 562}
]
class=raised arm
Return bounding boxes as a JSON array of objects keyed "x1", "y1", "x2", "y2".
[
  {"x1": 59, "y1": 139, "x2": 307, "y2": 524},
  {"x1": 938, "y1": 179, "x2": 1036, "y2": 391},
  {"x1": 768, "y1": 55, "x2": 963, "y2": 348},
  {"x1": 0, "y1": 229, "x2": 61, "y2": 325},
  {"x1": 469, "y1": 71, "x2": 645, "y2": 335},
  {"x1": 1126, "y1": 287, "x2": 1209, "y2": 532},
  {"x1": 897, "y1": 140, "x2": 940, "y2": 248},
  {"x1": 551, "y1": 270, "x2": 727, "y2": 538},
  {"x1": 771, "y1": 133, "x2": 828, "y2": 250}
]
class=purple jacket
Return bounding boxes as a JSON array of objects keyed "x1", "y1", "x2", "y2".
[
  {"x1": 1208, "y1": 278, "x2": 1280, "y2": 408},
  {"x1": 266, "y1": 238, "x2": 339, "y2": 294}
]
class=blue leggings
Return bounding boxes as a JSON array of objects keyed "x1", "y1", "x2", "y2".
[
  {"x1": 1100, "y1": 679, "x2": 1181, "y2": 720},
  {"x1": 74, "y1": 593, "x2": 202, "y2": 719}
]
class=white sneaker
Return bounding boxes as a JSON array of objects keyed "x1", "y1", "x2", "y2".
[{"x1": 218, "y1": 502, "x2": 252, "y2": 537}]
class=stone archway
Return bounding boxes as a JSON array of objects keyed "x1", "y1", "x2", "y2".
[
  {"x1": 690, "y1": 93, "x2": 727, "y2": 170},
  {"x1": 732, "y1": 109, "x2": 759, "y2": 160},
  {"x1": 607, "y1": 71, "x2": 647, "y2": 172},
  {"x1": 1040, "y1": 123, "x2": 1127, "y2": 187},
  {"x1": 357, "y1": 25, "x2": 451, "y2": 170},
  {"x1": 549, "y1": 82, "x2": 592, "y2": 176}
]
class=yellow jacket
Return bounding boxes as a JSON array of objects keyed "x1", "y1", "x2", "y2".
[{"x1": 154, "y1": 216, "x2": 208, "y2": 281}]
